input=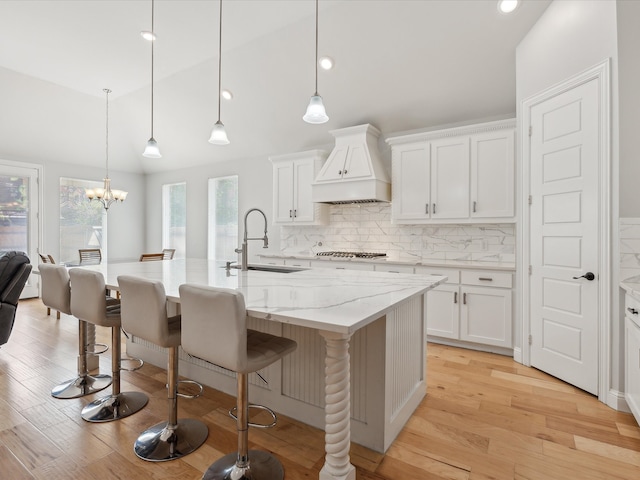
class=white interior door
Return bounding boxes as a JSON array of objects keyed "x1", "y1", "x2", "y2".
[
  {"x1": 0, "y1": 163, "x2": 41, "y2": 298},
  {"x1": 529, "y1": 78, "x2": 599, "y2": 395}
]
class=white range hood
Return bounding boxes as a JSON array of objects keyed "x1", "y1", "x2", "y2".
[{"x1": 311, "y1": 124, "x2": 391, "y2": 204}]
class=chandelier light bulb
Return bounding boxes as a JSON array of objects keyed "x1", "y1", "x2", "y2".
[
  {"x1": 209, "y1": 120, "x2": 230, "y2": 145},
  {"x1": 303, "y1": 94, "x2": 329, "y2": 124}
]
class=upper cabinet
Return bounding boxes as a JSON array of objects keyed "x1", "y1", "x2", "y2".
[
  {"x1": 387, "y1": 119, "x2": 515, "y2": 224},
  {"x1": 270, "y1": 150, "x2": 329, "y2": 225}
]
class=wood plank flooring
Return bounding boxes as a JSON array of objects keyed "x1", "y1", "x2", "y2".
[{"x1": 1, "y1": 299, "x2": 639, "y2": 479}]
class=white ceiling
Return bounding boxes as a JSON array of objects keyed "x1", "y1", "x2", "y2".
[{"x1": 0, "y1": 0, "x2": 551, "y2": 174}]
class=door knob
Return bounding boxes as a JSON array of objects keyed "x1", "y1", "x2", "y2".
[{"x1": 573, "y1": 272, "x2": 595, "y2": 281}]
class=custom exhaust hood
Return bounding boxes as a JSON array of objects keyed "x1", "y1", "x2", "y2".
[{"x1": 311, "y1": 124, "x2": 391, "y2": 204}]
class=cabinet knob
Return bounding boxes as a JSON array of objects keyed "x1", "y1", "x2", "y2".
[
  {"x1": 344, "y1": 169, "x2": 348, "y2": 175},
  {"x1": 338, "y1": 170, "x2": 342, "y2": 175},
  {"x1": 628, "y1": 307, "x2": 639, "y2": 315}
]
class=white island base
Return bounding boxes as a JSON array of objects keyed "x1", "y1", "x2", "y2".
[{"x1": 127, "y1": 294, "x2": 425, "y2": 457}]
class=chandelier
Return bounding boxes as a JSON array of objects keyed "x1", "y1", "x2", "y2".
[{"x1": 86, "y1": 88, "x2": 128, "y2": 210}]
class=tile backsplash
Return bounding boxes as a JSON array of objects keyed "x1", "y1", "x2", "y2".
[
  {"x1": 620, "y1": 218, "x2": 640, "y2": 281},
  {"x1": 279, "y1": 204, "x2": 515, "y2": 263}
]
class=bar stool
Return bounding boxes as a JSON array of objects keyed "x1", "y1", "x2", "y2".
[
  {"x1": 68, "y1": 269, "x2": 148, "y2": 422},
  {"x1": 50, "y1": 267, "x2": 112, "y2": 399},
  {"x1": 179, "y1": 284, "x2": 298, "y2": 480},
  {"x1": 118, "y1": 275, "x2": 208, "y2": 461}
]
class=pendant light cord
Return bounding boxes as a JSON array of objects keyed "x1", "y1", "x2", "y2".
[
  {"x1": 314, "y1": 0, "x2": 319, "y2": 95},
  {"x1": 104, "y1": 88, "x2": 110, "y2": 178},
  {"x1": 151, "y1": 0, "x2": 155, "y2": 138},
  {"x1": 217, "y1": 0, "x2": 223, "y2": 122}
]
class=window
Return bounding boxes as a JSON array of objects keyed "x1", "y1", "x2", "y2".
[
  {"x1": 59, "y1": 177, "x2": 105, "y2": 265},
  {"x1": 162, "y1": 182, "x2": 186, "y2": 259},
  {"x1": 208, "y1": 175, "x2": 238, "y2": 260}
]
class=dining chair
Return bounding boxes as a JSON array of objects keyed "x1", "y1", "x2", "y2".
[
  {"x1": 69, "y1": 269, "x2": 148, "y2": 422},
  {"x1": 118, "y1": 275, "x2": 208, "y2": 461},
  {"x1": 162, "y1": 248, "x2": 175, "y2": 260},
  {"x1": 139, "y1": 253, "x2": 164, "y2": 262},
  {"x1": 179, "y1": 284, "x2": 297, "y2": 480},
  {"x1": 79, "y1": 248, "x2": 102, "y2": 265},
  {"x1": 38, "y1": 253, "x2": 56, "y2": 264}
]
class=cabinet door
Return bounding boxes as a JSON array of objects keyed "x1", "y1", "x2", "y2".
[
  {"x1": 292, "y1": 159, "x2": 315, "y2": 222},
  {"x1": 342, "y1": 145, "x2": 373, "y2": 179},
  {"x1": 425, "y1": 284, "x2": 459, "y2": 339},
  {"x1": 626, "y1": 316, "x2": 640, "y2": 423},
  {"x1": 470, "y1": 130, "x2": 514, "y2": 218},
  {"x1": 431, "y1": 137, "x2": 470, "y2": 219},
  {"x1": 314, "y1": 146, "x2": 347, "y2": 182},
  {"x1": 273, "y1": 162, "x2": 294, "y2": 223},
  {"x1": 392, "y1": 142, "x2": 431, "y2": 221},
  {"x1": 460, "y1": 286, "x2": 512, "y2": 348}
]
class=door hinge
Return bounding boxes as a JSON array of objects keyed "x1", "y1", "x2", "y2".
[
  {"x1": 528, "y1": 265, "x2": 532, "y2": 275},
  {"x1": 528, "y1": 195, "x2": 532, "y2": 205},
  {"x1": 528, "y1": 334, "x2": 532, "y2": 346},
  {"x1": 529, "y1": 126, "x2": 532, "y2": 137}
]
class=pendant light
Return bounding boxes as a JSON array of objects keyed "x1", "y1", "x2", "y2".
[
  {"x1": 303, "y1": 0, "x2": 329, "y2": 124},
  {"x1": 143, "y1": 0, "x2": 161, "y2": 158},
  {"x1": 86, "y1": 89, "x2": 128, "y2": 210},
  {"x1": 209, "y1": 0, "x2": 229, "y2": 145}
]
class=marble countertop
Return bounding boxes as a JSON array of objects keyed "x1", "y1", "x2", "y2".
[
  {"x1": 79, "y1": 259, "x2": 446, "y2": 335},
  {"x1": 259, "y1": 253, "x2": 516, "y2": 272},
  {"x1": 621, "y1": 275, "x2": 640, "y2": 299}
]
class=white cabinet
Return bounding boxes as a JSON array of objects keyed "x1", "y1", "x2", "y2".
[
  {"x1": 374, "y1": 264, "x2": 415, "y2": 274},
  {"x1": 417, "y1": 266, "x2": 513, "y2": 349},
  {"x1": 624, "y1": 293, "x2": 640, "y2": 424},
  {"x1": 308, "y1": 260, "x2": 374, "y2": 271},
  {"x1": 271, "y1": 150, "x2": 328, "y2": 225},
  {"x1": 388, "y1": 119, "x2": 515, "y2": 224}
]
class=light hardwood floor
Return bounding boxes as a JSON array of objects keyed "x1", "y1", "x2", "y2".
[{"x1": 1, "y1": 299, "x2": 639, "y2": 479}]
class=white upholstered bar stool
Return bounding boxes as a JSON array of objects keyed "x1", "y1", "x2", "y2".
[
  {"x1": 69, "y1": 269, "x2": 148, "y2": 422},
  {"x1": 118, "y1": 275, "x2": 208, "y2": 462},
  {"x1": 179, "y1": 284, "x2": 298, "y2": 480},
  {"x1": 48, "y1": 265, "x2": 113, "y2": 399}
]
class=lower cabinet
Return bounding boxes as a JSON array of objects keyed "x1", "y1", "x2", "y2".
[
  {"x1": 625, "y1": 293, "x2": 640, "y2": 424},
  {"x1": 418, "y1": 266, "x2": 513, "y2": 349}
]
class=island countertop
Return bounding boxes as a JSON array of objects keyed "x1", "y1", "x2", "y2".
[{"x1": 81, "y1": 258, "x2": 447, "y2": 335}]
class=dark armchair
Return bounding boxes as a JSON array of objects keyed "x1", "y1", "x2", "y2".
[{"x1": 0, "y1": 251, "x2": 32, "y2": 346}]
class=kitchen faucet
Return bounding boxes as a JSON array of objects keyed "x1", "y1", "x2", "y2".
[{"x1": 235, "y1": 208, "x2": 269, "y2": 271}]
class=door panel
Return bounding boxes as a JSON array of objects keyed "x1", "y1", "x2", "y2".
[
  {"x1": 431, "y1": 137, "x2": 469, "y2": 219},
  {"x1": 530, "y1": 78, "x2": 599, "y2": 394}
]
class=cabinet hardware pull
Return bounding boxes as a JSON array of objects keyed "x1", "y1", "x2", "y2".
[
  {"x1": 289, "y1": 209, "x2": 292, "y2": 218},
  {"x1": 425, "y1": 204, "x2": 429, "y2": 214},
  {"x1": 389, "y1": 271, "x2": 399, "y2": 273},
  {"x1": 473, "y1": 201, "x2": 477, "y2": 213},
  {"x1": 336, "y1": 267, "x2": 345, "y2": 269},
  {"x1": 294, "y1": 209, "x2": 297, "y2": 217},
  {"x1": 454, "y1": 292, "x2": 458, "y2": 304},
  {"x1": 463, "y1": 293, "x2": 467, "y2": 305},
  {"x1": 478, "y1": 277, "x2": 493, "y2": 281},
  {"x1": 433, "y1": 203, "x2": 436, "y2": 214},
  {"x1": 344, "y1": 169, "x2": 348, "y2": 175},
  {"x1": 628, "y1": 307, "x2": 638, "y2": 315},
  {"x1": 338, "y1": 170, "x2": 342, "y2": 175}
]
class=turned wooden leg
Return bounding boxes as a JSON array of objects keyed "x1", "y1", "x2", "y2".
[{"x1": 319, "y1": 331, "x2": 356, "y2": 480}]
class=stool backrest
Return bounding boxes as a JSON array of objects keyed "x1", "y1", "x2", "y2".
[
  {"x1": 78, "y1": 248, "x2": 101, "y2": 265},
  {"x1": 162, "y1": 249, "x2": 175, "y2": 260},
  {"x1": 139, "y1": 253, "x2": 164, "y2": 262},
  {"x1": 179, "y1": 284, "x2": 247, "y2": 372},
  {"x1": 69, "y1": 269, "x2": 108, "y2": 324},
  {"x1": 118, "y1": 275, "x2": 173, "y2": 347},
  {"x1": 39, "y1": 253, "x2": 55, "y2": 264},
  {"x1": 39, "y1": 264, "x2": 71, "y2": 314}
]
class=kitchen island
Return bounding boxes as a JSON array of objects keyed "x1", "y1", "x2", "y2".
[{"x1": 81, "y1": 259, "x2": 445, "y2": 480}]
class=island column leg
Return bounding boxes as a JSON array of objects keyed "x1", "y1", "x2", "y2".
[{"x1": 319, "y1": 330, "x2": 356, "y2": 480}]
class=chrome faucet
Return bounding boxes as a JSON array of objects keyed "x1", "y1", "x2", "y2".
[{"x1": 235, "y1": 208, "x2": 269, "y2": 271}]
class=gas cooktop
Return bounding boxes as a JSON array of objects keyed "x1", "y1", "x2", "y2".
[{"x1": 316, "y1": 251, "x2": 387, "y2": 259}]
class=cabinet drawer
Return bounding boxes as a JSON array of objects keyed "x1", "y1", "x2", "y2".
[
  {"x1": 309, "y1": 260, "x2": 374, "y2": 271},
  {"x1": 284, "y1": 259, "x2": 311, "y2": 267},
  {"x1": 415, "y1": 266, "x2": 460, "y2": 284},
  {"x1": 461, "y1": 270, "x2": 512, "y2": 288},
  {"x1": 625, "y1": 294, "x2": 640, "y2": 327},
  {"x1": 375, "y1": 264, "x2": 414, "y2": 274}
]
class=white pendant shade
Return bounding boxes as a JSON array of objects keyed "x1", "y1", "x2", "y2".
[
  {"x1": 303, "y1": 94, "x2": 329, "y2": 124},
  {"x1": 209, "y1": 120, "x2": 230, "y2": 145},
  {"x1": 143, "y1": 137, "x2": 162, "y2": 158}
]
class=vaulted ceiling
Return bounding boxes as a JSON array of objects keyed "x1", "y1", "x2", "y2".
[{"x1": 0, "y1": 0, "x2": 550, "y2": 174}]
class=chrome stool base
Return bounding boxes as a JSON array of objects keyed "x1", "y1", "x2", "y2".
[
  {"x1": 134, "y1": 418, "x2": 208, "y2": 462},
  {"x1": 51, "y1": 374, "x2": 112, "y2": 399},
  {"x1": 81, "y1": 391, "x2": 148, "y2": 422},
  {"x1": 203, "y1": 450, "x2": 284, "y2": 480}
]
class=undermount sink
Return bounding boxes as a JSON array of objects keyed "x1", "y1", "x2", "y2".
[{"x1": 226, "y1": 264, "x2": 307, "y2": 274}]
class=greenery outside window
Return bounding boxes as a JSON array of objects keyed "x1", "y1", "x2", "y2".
[{"x1": 208, "y1": 175, "x2": 238, "y2": 260}]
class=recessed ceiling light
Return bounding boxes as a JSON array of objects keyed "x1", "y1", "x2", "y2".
[
  {"x1": 221, "y1": 89, "x2": 233, "y2": 100},
  {"x1": 319, "y1": 56, "x2": 334, "y2": 70},
  {"x1": 140, "y1": 30, "x2": 156, "y2": 41},
  {"x1": 497, "y1": 0, "x2": 519, "y2": 14}
]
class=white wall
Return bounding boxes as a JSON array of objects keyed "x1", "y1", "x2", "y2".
[
  {"x1": 144, "y1": 154, "x2": 277, "y2": 263},
  {"x1": 515, "y1": 0, "x2": 622, "y2": 398}
]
